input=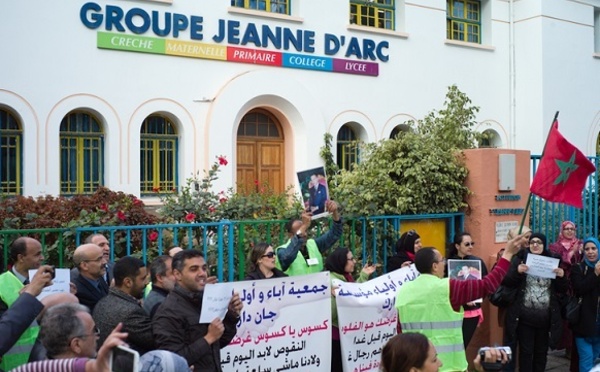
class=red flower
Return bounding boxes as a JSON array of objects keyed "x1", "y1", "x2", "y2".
[
  {"x1": 219, "y1": 196, "x2": 227, "y2": 204},
  {"x1": 153, "y1": 186, "x2": 160, "y2": 193},
  {"x1": 149, "y1": 231, "x2": 158, "y2": 242},
  {"x1": 254, "y1": 179, "x2": 259, "y2": 185},
  {"x1": 208, "y1": 206, "x2": 216, "y2": 213},
  {"x1": 185, "y1": 212, "x2": 196, "y2": 222},
  {"x1": 100, "y1": 203, "x2": 109, "y2": 212},
  {"x1": 133, "y1": 199, "x2": 143, "y2": 206},
  {"x1": 172, "y1": 187, "x2": 178, "y2": 193},
  {"x1": 116, "y1": 211, "x2": 126, "y2": 221},
  {"x1": 218, "y1": 156, "x2": 228, "y2": 166}
]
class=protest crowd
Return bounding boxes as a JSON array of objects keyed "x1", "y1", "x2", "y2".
[{"x1": 0, "y1": 196, "x2": 598, "y2": 372}]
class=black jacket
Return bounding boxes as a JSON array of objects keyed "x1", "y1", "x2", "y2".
[
  {"x1": 153, "y1": 285, "x2": 238, "y2": 372},
  {"x1": 93, "y1": 288, "x2": 154, "y2": 355},
  {"x1": 386, "y1": 252, "x2": 412, "y2": 273},
  {"x1": 571, "y1": 261, "x2": 600, "y2": 337},
  {"x1": 502, "y1": 250, "x2": 567, "y2": 348},
  {"x1": 0, "y1": 293, "x2": 43, "y2": 357},
  {"x1": 73, "y1": 273, "x2": 109, "y2": 313},
  {"x1": 244, "y1": 268, "x2": 287, "y2": 280}
]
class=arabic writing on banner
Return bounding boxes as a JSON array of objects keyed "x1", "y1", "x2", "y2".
[
  {"x1": 221, "y1": 272, "x2": 331, "y2": 372},
  {"x1": 335, "y1": 265, "x2": 420, "y2": 372},
  {"x1": 28, "y1": 268, "x2": 70, "y2": 300}
]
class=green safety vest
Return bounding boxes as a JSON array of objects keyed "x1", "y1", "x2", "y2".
[
  {"x1": 0, "y1": 272, "x2": 40, "y2": 371},
  {"x1": 396, "y1": 274, "x2": 467, "y2": 372},
  {"x1": 144, "y1": 282, "x2": 153, "y2": 298},
  {"x1": 276, "y1": 239, "x2": 323, "y2": 276}
]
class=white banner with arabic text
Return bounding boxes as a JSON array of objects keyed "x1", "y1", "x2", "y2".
[
  {"x1": 335, "y1": 265, "x2": 420, "y2": 372},
  {"x1": 221, "y1": 272, "x2": 331, "y2": 372}
]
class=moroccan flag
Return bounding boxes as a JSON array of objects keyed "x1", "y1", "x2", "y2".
[{"x1": 530, "y1": 120, "x2": 596, "y2": 208}]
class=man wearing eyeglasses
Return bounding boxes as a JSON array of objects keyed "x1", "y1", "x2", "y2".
[
  {"x1": 73, "y1": 244, "x2": 109, "y2": 313},
  {"x1": 38, "y1": 303, "x2": 99, "y2": 361},
  {"x1": 70, "y1": 234, "x2": 114, "y2": 287}
]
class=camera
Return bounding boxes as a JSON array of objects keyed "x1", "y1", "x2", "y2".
[{"x1": 478, "y1": 346, "x2": 512, "y2": 371}]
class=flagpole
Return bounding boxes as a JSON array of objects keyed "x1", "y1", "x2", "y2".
[{"x1": 518, "y1": 111, "x2": 559, "y2": 234}]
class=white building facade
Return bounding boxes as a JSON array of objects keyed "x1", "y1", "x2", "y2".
[{"x1": 1, "y1": 0, "x2": 600, "y2": 199}]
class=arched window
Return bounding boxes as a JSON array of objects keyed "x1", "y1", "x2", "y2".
[
  {"x1": 60, "y1": 111, "x2": 104, "y2": 195},
  {"x1": 480, "y1": 129, "x2": 502, "y2": 148},
  {"x1": 140, "y1": 115, "x2": 178, "y2": 194},
  {"x1": 337, "y1": 124, "x2": 359, "y2": 171},
  {"x1": 0, "y1": 108, "x2": 22, "y2": 195},
  {"x1": 390, "y1": 124, "x2": 412, "y2": 139}
]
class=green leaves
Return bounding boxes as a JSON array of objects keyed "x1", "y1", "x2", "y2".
[{"x1": 323, "y1": 85, "x2": 478, "y2": 217}]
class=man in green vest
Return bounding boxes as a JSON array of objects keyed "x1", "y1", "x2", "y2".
[
  {"x1": 396, "y1": 233, "x2": 527, "y2": 372},
  {"x1": 0, "y1": 237, "x2": 45, "y2": 371},
  {"x1": 276, "y1": 200, "x2": 342, "y2": 276}
]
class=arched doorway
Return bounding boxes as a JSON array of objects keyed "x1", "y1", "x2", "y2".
[{"x1": 236, "y1": 109, "x2": 285, "y2": 193}]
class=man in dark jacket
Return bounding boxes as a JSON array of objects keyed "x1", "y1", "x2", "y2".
[
  {"x1": 143, "y1": 255, "x2": 175, "y2": 319},
  {"x1": 73, "y1": 243, "x2": 109, "y2": 313},
  {"x1": 93, "y1": 256, "x2": 154, "y2": 355},
  {"x1": 153, "y1": 250, "x2": 243, "y2": 371}
]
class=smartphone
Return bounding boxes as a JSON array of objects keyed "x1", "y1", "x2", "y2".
[
  {"x1": 478, "y1": 346, "x2": 512, "y2": 371},
  {"x1": 109, "y1": 345, "x2": 139, "y2": 372}
]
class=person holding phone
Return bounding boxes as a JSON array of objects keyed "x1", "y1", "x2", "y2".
[
  {"x1": 0, "y1": 265, "x2": 54, "y2": 357},
  {"x1": 12, "y1": 323, "x2": 128, "y2": 372}
]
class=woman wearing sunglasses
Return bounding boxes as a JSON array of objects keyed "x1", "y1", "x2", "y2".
[
  {"x1": 245, "y1": 242, "x2": 287, "y2": 280},
  {"x1": 445, "y1": 232, "x2": 488, "y2": 349}
]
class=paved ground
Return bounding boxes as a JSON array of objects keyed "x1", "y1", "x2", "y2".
[{"x1": 545, "y1": 350, "x2": 570, "y2": 372}]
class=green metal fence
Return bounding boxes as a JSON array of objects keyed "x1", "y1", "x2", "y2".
[{"x1": 1, "y1": 213, "x2": 464, "y2": 281}]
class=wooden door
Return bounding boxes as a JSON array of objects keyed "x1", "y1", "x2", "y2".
[
  {"x1": 236, "y1": 109, "x2": 285, "y2": 193},
  {"x1": 236, "y1": 139, "x2": 284, "y2": 193}
]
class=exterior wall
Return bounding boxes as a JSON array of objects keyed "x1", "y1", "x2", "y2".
[
  {"x1": 462, "y1": 148, "x2": 531, "y2": 365},
  {"x1": 1, "y1": 0, "x2": 599, "y2": 198}
]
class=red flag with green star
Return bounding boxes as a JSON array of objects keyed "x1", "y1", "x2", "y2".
[{"x1": 530, "y1": 120, "x2": 596, "y2": 208}]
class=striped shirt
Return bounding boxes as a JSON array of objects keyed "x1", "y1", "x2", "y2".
[{"x1": 11, "y1": 358, "x2": 88, "y2": 372}]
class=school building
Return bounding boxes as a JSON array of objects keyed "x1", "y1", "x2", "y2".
[{"x1": 1, "y1": 0, "x2": 600, "y2": 199}]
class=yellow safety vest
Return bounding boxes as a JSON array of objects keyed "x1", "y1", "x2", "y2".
[
  {"x1": 0, "y1": 271, "x2": 40, "y2": 371},
  {"x1": 276, "y1": 239, "x2": 323, "y2": 276},
  {"x1": 396, "y1": 274, "x2": 467, "y2": 372}
]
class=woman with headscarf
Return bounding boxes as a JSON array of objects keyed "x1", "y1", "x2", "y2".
[
  {"x1": 502, "y1": 233, "x2": 567, "y2": 372},
  {"x1": 549, "y1": 221, "x2": 583, "y2": 278},
  {"x1": 571, "y1": 237, "x2": 600, "y2": 372},
  {"x1": 549, "y1": 220, "x2": 583, "y2": 363},
  {"x1": 445, "y1": 232, "x2": 488, "y2": 349},
  {"x1": 327, "y1": 248, "x2": 376, "y2": 372},
  {"x1": 386, "y1": 230, "x2": 422, "y2": 272}
]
